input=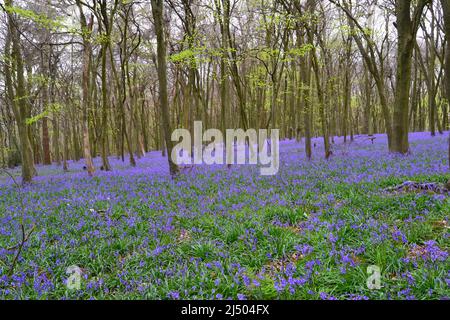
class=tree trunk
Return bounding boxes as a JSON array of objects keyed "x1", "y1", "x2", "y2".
[
  {"x1": 77, "y1": 0, "x2": 95, "y2": 176},
  {"x1": 428, "y1": 8, "x2": 437, "y2": 136},
  {"x1": 49, "y1": 50, "x2": 61, "y2": 166},
  {"x1": 442, "y1": 0, "x2": 450, "y2": 126},
  {"x1": 101, "y1": 44, "x2": 112, "y2": 171},
  {"x1": 42, "y1": 116, "x2": 51, "y2": 165},
  {"x1": 41, "y1": 56, "x2": 51, "y2": 166},
  {"x1": 343, "y1": 35, "x2": 352, "y2": 142},
  {"x1": 218, "y1": 0, "x2": 230, "y2": 136},
  {"x1": 298, "y1": 29, "x2": 312, "y2": 160},
  {"x1": 305, "y1": 0, "x2": 331, "y2": 159},
  {"x1": 63, "y1": 117, "x2": 69, "y2": 172},
  {"x1": 392, "y1": 0, "x2": 429, "y2": 154},
  {"x1": 4, "y1": 0, "x2": 36, "y2": 183},
  {"x1": 151, "y1": 0, "x2": 179, "y2": 176}
]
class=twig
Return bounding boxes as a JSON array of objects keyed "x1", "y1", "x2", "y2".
[
  {"x1": 0, "y1": 168, "x2": 35, "y2": 276},
  {"x1": 8, "y1": 224, "x2": 35, "y2": 276},
  {"x1": 0, "y1": 168, "x2": 20, "y2": 188},
  {"x1": 6, "y1": 225, "x2": 35, "y2": 251}
]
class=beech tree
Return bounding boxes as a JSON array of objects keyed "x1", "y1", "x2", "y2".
[
  {"x1": 3, "y1": 0, "x2": 36, "y2": 183},
  {"x1": 151, "y1": 0, "x2": 179, "y2": 176},
  {"x1": 391, "y1": 0, "x2": 430, "y2": 154}
]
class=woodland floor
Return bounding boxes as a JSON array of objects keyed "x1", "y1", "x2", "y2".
[{"x1": 0, "y1": 132, "x2": 449, "y2": 300}]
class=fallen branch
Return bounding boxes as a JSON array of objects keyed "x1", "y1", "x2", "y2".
[
  {"x1": 385, "y1": 181, "x2": 449, "y2": 195},
  {"x1": 0, "y1": 168, "x2": 36, "y2": 276},
  {"x1": 7, "y1": 225, "x2": 36, "y2": 251},
  {"x1": 8, "y1": 224, "x2": 35, "y2": 276}
]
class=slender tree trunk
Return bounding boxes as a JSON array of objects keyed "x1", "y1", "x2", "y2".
[
  {"x1": 442, "y1": 0, "x2": 450, "y2": 127},
  {"x1": 101, "y1": 44, "x2": 112, "y2": 171},
  {"x1": 219, "y1": 0, "x2": 229, "y2": 136},
  {"x1": 63, "y1": 116, "x2": 69, "y2": 172},
  {"x1": 49, "y1": 50, "x2": 61, "y2": 166},
  {"x1": 305, "y1": 0, "x2": 331, "y2": 159},
  {"x1": 428, "y1": 9, "x2": 437, "y2": 136},
  {"x1": 298, "y1": 29, "x2": 312, "y2": 160},
  {"x1": 77, "y1": 0, "x2": 95, "y2": 176},
  {"x1": 42, "y1": 118, "x2": 51, "y2": 165},
  {"x1": 151, "y1": 0, "x2": 179, "y2": 176},
  {"x1": 41, "y1": 56, "x2": 51, "y2": 165},
  {"x1": 343, "y1": 35, "x2": 352, "y2": 142},
  {"x1": 364, "y1": 67, "x2": 372, "y2": 134}
]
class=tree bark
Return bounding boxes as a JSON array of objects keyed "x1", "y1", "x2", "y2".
[
  {"x1": 41, "y1": 54, "x2": 51, "y2": 165},
  {"x1": 305, "y1": 0, "x2": 331, "y2": 159},
  {"x1": 76, "y1": 0, "x2": 95, "y2": 176},
  {"x1": 392, "y1": 0, "x2": 429, "y2": 154},
  {"x1": 151, "y1": 0, "x2": 179, "y2": 176},
  {"x1": 4, "y1": 0, "x2": 36, "y2": 183},
  {"x1": 297, "y1": 28, "x2": 312, "y2": 160},
  {"x1": 442, "y1": 0, "x2": 450, "y2": 122}
]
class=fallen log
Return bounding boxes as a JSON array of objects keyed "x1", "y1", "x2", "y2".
[{"x1": 385, "y1": 181, "x2": 449, "y2": 195}]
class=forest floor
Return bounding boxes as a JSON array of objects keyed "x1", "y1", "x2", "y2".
[{"x1": 0, "y1": 132, "x2": 449, "y2": 300}]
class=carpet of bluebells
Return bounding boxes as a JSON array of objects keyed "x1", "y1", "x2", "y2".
[{"x1": 0, "y1": 132, "x2": 449, "y2": 300}]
